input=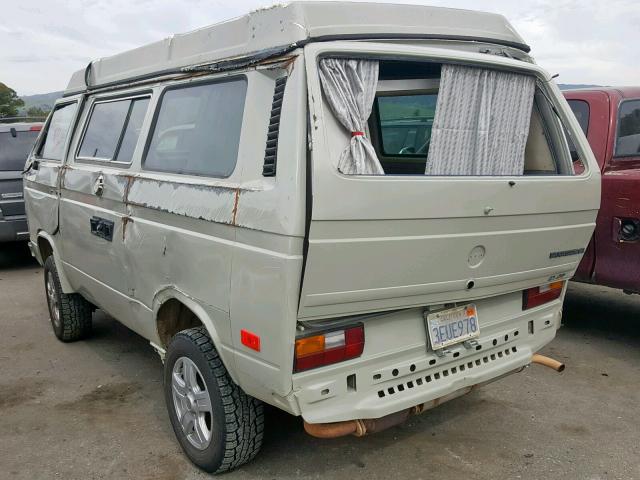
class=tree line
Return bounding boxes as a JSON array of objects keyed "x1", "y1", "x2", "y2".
[{"x1": 0, "y1": 82, "x2": 50, "y2": 120}]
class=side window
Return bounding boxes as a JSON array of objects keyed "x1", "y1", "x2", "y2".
[
  {"x1": 78, "y1": 96, "x2": 150, "y2": 162},
  {"x1": 116, "y1": 99, "x2": 150, "y2": 162},
  {"x1": 38, "y1": 102, "x2": 78, "y2": 161},
  {"x1": 615, "y1": 99, "x2": 640, "y2": 157},
  {"x1": 144, "y1": 78, "x2": 247, "y2": 177},
  {"x1": 565, "y1": 100, "x2": 590, "y2": 166},
  {"x1": 567, "y1": 100, "x2": 590, "y2": 135}
]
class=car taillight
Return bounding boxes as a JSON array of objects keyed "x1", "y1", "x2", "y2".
[
  {"x1": 294, "y1": 324, "x2": 364, "y2": 372},
  {"x1": 522, "y1": 281, "x2": 565, "y2": 310},
  {"x1": 30, "y1": 125, "x2": 42, "y2": 132}
]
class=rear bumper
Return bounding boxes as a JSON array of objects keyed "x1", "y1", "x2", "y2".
[
  {"x1": 0, "y1": 215, "x2": 28, "y2": 242},
  {"x1": 293, "y1": 300, "x2": 561, "y2": 424}
]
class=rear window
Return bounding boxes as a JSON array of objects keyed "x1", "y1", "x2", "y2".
[
  {"x1": 366, "y1": 60, "x2": 573, "y2": 176},
  {"x1": 567, "y1": 100, "x2": 590, "y2": 135},
  {"x1": 78, "y1": 96, "x2": 150, "y2": 162},
  {"x1": 615, "y1": 99, "x2": 640, "y2": 157},
  {"x1": 38, "y1": 102, "x2": 77, "y2": 161},
  {"x1": 0, "y1": 130, "x2": 39, "y2": 171},
  {"x1": 144, "y1": 78, "x2": 247, "y2": 177}
]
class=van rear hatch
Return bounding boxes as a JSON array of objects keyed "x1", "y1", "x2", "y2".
[
  {"x1": 298, "y1": 43, "x2": 600, "y2": 320},
  {"x1": 0, "y1": 127, "x2": 39, "y2": 216}
]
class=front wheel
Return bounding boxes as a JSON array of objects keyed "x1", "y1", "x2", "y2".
[
  {"x1": 164, "y1": 327, "x2": 264, "y2": 473},
  {"x1": 44, "y1": 255, "x2": 92, "y2": 342}
]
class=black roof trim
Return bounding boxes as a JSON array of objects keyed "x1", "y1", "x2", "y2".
[{"x1": 63, "y1": 33, "x2": 530, "y2": 97}]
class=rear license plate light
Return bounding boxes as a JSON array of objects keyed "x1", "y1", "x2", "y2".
[
  {"x1": 522, "y1": 281, "x2": 565, "y2": 310},
  {"x1": 294, "y1": 324, "x2": 364, "y2": 372}
]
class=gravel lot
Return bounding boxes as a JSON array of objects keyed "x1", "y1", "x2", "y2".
[{"x1": 1, "y1": 242, "x2": 639, "y2": 480}]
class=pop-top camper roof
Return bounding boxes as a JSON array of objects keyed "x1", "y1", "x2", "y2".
[{"x1": 65, "y1": 1, "x2": 528, "y2": 94}]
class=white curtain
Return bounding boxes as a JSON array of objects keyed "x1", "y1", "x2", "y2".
[
  {"x1": 318, "y1": 58, "x2": 384, "y2": 175},
  {"x1": 425, "y1": 64, "x2": 536, "y2": 176}
]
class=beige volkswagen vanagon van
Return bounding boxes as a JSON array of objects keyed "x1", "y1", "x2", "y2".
[{"x1": 23, "y1": 2, "x2": 600, "y2": 473}]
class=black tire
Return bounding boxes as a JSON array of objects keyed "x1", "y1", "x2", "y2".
[
  {"x1": 164, "y1": 327, "x2": 264, "y2": 473},
  {"x1": 43, "y1": 255, "x2": 92, "y2": 342}
]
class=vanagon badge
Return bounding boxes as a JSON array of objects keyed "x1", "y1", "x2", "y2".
[{"x1": 549, "y1": 248, "x2": 586, "y2": 259}]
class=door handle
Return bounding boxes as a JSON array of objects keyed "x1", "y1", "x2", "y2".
[
  {"x1": 93, "y1": 174, "x2": 105, "y2": 196},
  {"x1": 90, "y1": 216, "x2": 114, "y2": 242}
]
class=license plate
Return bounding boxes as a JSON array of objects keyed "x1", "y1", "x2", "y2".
[{"x1": 426, "y1": 304, "x2": 480, "y2": 350}]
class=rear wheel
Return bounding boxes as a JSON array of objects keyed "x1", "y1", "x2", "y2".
[
  {"x1": 43, "y1": 256, "x2": 92, "y2": 341},
  {"x1": 164, "y1": 327, "x2": 264, "y2": 473}
]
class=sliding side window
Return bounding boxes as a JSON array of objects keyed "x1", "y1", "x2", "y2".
[
  {"x1": 144, "y1": 77, "x2": 247, "y2": 177},
  {"x1": 77, "y1": 96, "x2": 150, "y2": 163}
]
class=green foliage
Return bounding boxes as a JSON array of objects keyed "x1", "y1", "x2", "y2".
[
  {"x1": 377, "y1": 94, "x2": 437, "y2": 121},
  {"x1": 0, "y1": 82, "x2": 25, "y2": 118},
  {"x1": 26, "y1": 105, "x2": 50, "y2": 118}
]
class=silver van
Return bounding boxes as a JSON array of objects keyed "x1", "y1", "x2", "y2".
[{"x1": 23, "y1": 2, "x2": 600, "y2": 473}]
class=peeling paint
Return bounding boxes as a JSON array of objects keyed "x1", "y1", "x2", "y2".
[
  {"x1": 127, "y1": 177, "x2": 245, "y2": 225},
  {"x1": 232, "y1": 188, "x2": 240, "y2": 226},
  {"x1": 122, "y1": 216, "x2": 133, "y2": 241}
]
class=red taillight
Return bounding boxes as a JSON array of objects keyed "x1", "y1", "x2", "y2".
[
  {"x1": 522, "y1": 281, "x2": 565, "y2": 310},
  {"x1": 294, "y1": 324, "x2": 364, "y2": 372},
  {"x1": 30, "y1": 125, "x2": 42, "y2": 132}
]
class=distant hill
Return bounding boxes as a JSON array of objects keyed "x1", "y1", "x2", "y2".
[
  {"x1": 19, "y1": 91, "x2": 63, "y2": 114},
  {"x1": 558, "y1": 84, "x2": 602, "y2": 90}
]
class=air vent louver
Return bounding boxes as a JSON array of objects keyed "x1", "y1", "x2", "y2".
[{"x1": 262, "y1": 76, "x2": 287, "y2": 177}]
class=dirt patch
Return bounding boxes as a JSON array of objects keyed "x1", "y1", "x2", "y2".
[
  {"x1": 59, "y1": 382, "x2": 141, "y2": 413},
  {"x1": 7, "y1": 341, "x2": 35, "y2": 353},
  {"x1": 0, "y1": 379, "x2": 46, "y2": 409},
  {"x1": 559, "y1": 423, "x2": 589, "y2": 436},
  {"x1": 139, "y1": 453, "x2": 187, "y2": 480}
]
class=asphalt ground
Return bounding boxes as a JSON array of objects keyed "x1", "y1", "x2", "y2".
[{"x1": 1, "y1": 241, "x2": 638, "y2": 480}]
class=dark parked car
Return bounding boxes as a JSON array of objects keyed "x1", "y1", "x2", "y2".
[
  {"x1": 0, "y1": 122, "x2": 42, "y2": 242},
  {"x1": 564, "y1": 87, "x2": 640, "y2": 294}
]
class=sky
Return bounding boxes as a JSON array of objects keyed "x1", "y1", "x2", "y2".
[{"x1": 1, "y1": 0, "x2": 639, "y2": 95}]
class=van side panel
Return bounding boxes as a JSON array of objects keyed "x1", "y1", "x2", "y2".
[
  {"x1": 120, "y1": 77, "x2": 251, "y2": 360},
  {"x1": 124, "y1": 186, "x2": 237, "y2": 346},
  {"x1": 24, "y1": 164, "x2": 60, "y2": 235},
  {"x1": 229, "y1": 61, "x2": 307, "y2": 402},
  {"x1": 117, "y1": 66, "x2": 307, "y2": 400},
  {"x1": 58, "y1": 91, "x2": 154, "y2": 337}
]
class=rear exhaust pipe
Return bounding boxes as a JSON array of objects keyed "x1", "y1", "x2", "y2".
[
  {"x1": 531, "y1": 353, "x2": 565, "y2": 372},
  {"x1": 303, "y1": 419, "x2": 363, "y2": 438},
  {"x1": 303, "y1": 386, "x2": 475, "y2": 439}
]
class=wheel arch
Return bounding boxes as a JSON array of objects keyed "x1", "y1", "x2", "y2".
[
  {"x1": 152, "y1": 287, "x2": 238, "y2": 384},
  {"x1": 37, "y1": 231, "x2": 74, "y2": 293}
]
